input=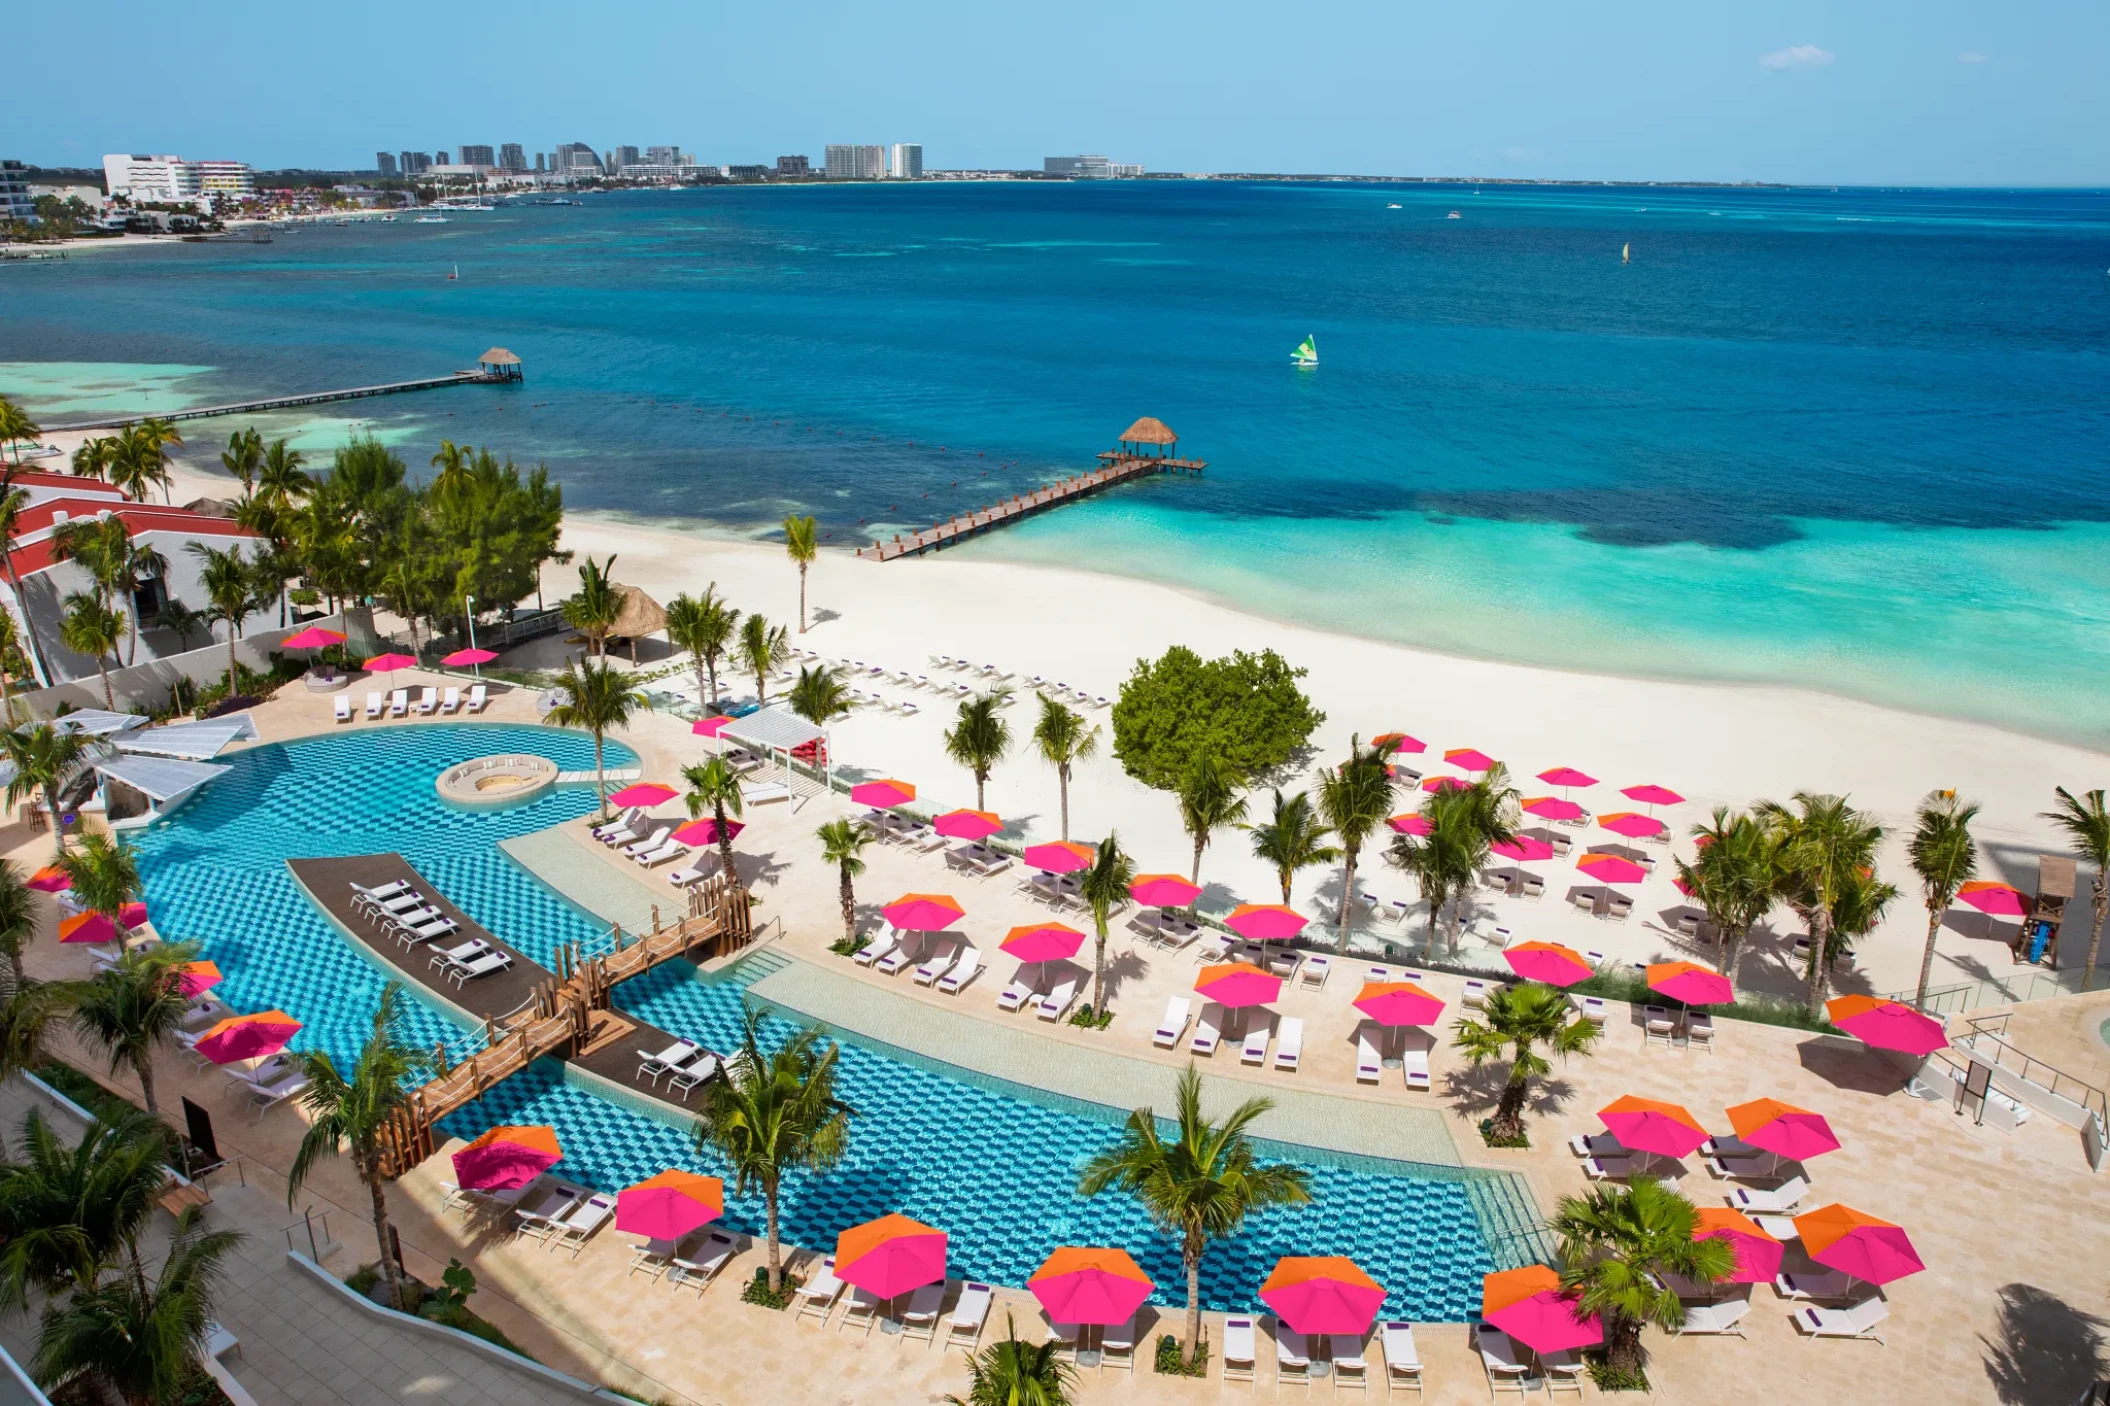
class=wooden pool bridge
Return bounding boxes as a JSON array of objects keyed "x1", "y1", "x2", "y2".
[
  {"x1": 858, "y1": 415, "x2": 1203, "y2": 562},
  {"x1": 285, "y1": 853, "x2": 753, "y2": 1176}
]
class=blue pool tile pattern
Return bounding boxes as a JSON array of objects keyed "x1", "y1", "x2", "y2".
[{"x1": 135, "y1": 726, "x2": 1534, "y2": 1321}]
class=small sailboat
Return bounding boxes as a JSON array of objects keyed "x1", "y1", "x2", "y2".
[
  {"x1": 1386, "y1": 202, "x2": 1402, "y2": 209},
  {"x1": 1446, "y1": 210, "x2": 1462, "y2": 219},
  {"x1": 1621, "y1": 243, "x2": 1630, "y2": 265},
  {"x1": 448, "y1": 264, "x2": 459, "y2": 280},
  {"x1": 1292, "y1": 334, "x2": 1318, "y2": 367}
]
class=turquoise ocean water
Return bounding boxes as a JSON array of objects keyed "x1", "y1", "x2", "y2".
[{"x1": 2, "y1": 181, "x2": 2107, "y2": 741}]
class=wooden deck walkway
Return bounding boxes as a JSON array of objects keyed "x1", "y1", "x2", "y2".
[
  {"x1": 856, "y1": 453, "x2": 1203, "y2": 562},
  {"x1": 286, "y1": 854, "x2": 754, "y2": 1174},
  {"x1": 50, "y1": 370, "x2": 513, "y2": 432}
]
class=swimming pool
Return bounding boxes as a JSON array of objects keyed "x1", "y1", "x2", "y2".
[{"x1": 134, "y1": 725, "x2": 1544, "y2": 1320}]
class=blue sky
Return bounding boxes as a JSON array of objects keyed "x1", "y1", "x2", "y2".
[{"x1": 16, "y1": 0, "x2": 2107, "y2": 184}]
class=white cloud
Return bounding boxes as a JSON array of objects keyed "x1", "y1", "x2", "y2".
[
  {"x1": 1957, "y1": 51, "x2": 1987, "y2": 63},
  {"x1": 1759, "y1": 44, "x2": 1836, "y2": 70}
]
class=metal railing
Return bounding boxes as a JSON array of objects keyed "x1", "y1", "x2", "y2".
[
  {"x1": 1959, "y1": 1014, "x2": 2109, "y2": 1126},
  {"x1": 280, "y1": 1207, "x2": 339, "y2": 1263},
  {"x1": 1880, "y1": 966, "x2": 2096, "y2": 1015}
]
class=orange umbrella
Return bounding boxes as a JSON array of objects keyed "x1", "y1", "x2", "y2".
[
  {"x1": 1260, "y1": 1256, "x2": 1386, "y2": 1334},
  {"x1": 1028, "y1": 1247, "x2": 1154, "y2": 1326},
  {"x1": 1597, "y1": 1095, "x2": 1708, "y2": 1158},
  {"x1": 1793, "y1": 1204, "x2": 1924, "y2": 1285},
  {"x1": 836, "y1": 1213, "x2": 948, "y2": 1299},
  {"x1": 1690, "y1": 1207, "x2": 1783, "y2": 1283},
  {"x1": 1480, "y1": 1267, "x2": 1601, "y2": 1353},
  {"x1": 1194, "y1": 962, "x2": 1282, "y2": 1008},
  {"x1": 192, "y1": 1010, "x2": 303, "y2": 1064}
]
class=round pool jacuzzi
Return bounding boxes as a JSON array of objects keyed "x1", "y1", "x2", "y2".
[{"x1": 435, "y1": 753, "x2": 559, "y2": 809}]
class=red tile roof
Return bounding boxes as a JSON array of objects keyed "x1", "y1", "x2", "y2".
[{"x1": 8, "y1": 504, "x2": 260, "y2": 578}]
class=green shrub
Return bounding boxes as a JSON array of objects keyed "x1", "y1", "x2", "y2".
[
  {"x1": 740, "y1": 1267, "x2": 802, "y2": 1309},
  {"x1": 1569, "y1": 971, "x2": 1836, "y2": 1032},
  {"x1": 1478, "y1": 1117, "x2": 1530, "y2": 1149},
  {"x1": 1585, "y1": 1351, "x2": 1649, "y2": 1392},
  {"x1": 1067, "y1": 1004, "x2": 1115, "y2": 1030},
  {"x1": 1154, "y1": 1333, "x2": 1210, "y2": 1376}
]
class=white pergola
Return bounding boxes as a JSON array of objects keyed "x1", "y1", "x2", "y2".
[{"x1": 720, "y1": 705, "x2": 830, "y2": 804}]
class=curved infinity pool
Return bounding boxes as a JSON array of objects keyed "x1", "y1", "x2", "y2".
[{"x1": 133, "y1": 725, "x2": 1541, "y2": 1320}]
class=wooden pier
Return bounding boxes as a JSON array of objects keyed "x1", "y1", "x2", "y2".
[
  {"x1": 858, "y1": 415, "x2": 1204, "y2": 563},
  {"x1": 49, "y1": 347, "x2": 525, "y2": 433},
  {"x1": 285, "y1": 853, "x2": 753, "y2": 1176}
]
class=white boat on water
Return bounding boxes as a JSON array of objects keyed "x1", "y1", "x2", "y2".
[
  {"x1": 1387, "y1": 202, "x2": 1402, "y2": 209},
  {"x1": 1622, "y1": 242, "x2": 1631, "y2": 264},
  {"x1": 1446, "y1": 210, "x2": 1462, "y2": 219},
  {"x1": 1292, "y1": 334, "x2": 1318, "y2": 367},
  {"x1": 414, "y1": 215, "x2": 449, "y2": 224}
]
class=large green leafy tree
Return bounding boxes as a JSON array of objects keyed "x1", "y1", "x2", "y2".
[
  {"x1": 1079, "y1": 1067, "x2": 1311, "y2": 1365},
  {"x1": 2042, "y1": 787, "x2": 2110, "y2": 989},
  {"x1": 0, "y1": 398, "x2": 39, "y2": 465},
  {"x1": 1079, "y1": 832, "x2": 1137, "y2": 1014},
  {"x1": 1454, "y1": 981, "x2": 1600, "y2": 1143},
  {"x1": 58, "y1": 832, "x2": 144, "y2": 943},
  {"x1": 1673, "y1": 808, "x2": 1779, "y2": 992},
  {"x1": 1386, "y1": 784, "x2": 1498, "y2": 956},
  {"x1": 0, "y1": 1110, "x2": 169, "y2": 1311},
  {"x1": 1110, "y1": 646, "x2": 1324, "y2": 791},
  {"x1": 786, "y1": 665, "x2": 852, "y2": 726},
  {"x1": 1551, "y1": 1178, "x2": 1736, "y2": 1386},
  {"x1": 0, "y1": 862, "x2": 38, "y2": 988},
  {"x1": 57, "y1": 594, "x2": 122, "y2": 711},
  {"x1": 943, "y1": 691, "x2": 1011, "y2": 811},
  {"x1": 562, "y1": 553, "x2": 621, "y2": 658},
  {"x1": 737, "y1": 614, "x2": 790, "y2": 704},
  {"x1": 1907, "y1": 790, "x2": 1979, "y2": 1010},
  {"x1": 682, "y1": 757, "x2": 746, "y2": 880},
  {"x1": 0, "y1": 476, "x2": 54, "y2": 685},
  {"x1": 1174, "y1": 754, "x2": 1247, "y2": 887},
  {"x1": 782, "y1": 514, "x2": 818, "y2": 633},
  {"x1": 546, "y1": 659, "x2": 650, "y2": 819},
  {"x1": 695, "y1": 1002, "x2": 853, "y2": 1294},
  {"x1": 186, "y1": 541, "x2": 259, "y2": 691},
  {"x1": 286, "y1": 982, "x2": 435, "y2": 1312}
]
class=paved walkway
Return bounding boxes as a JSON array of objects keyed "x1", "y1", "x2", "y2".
[{"x1": 500, "y1": 825, "x2": 664, "y2": 934}]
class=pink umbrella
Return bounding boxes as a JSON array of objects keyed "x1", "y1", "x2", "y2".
[
  {"x1": 671, "y1": 816, "x2": 744, "y2": 846},
  {"x1": 1422, "y1": 775, "x2": 1472, "y2": 793},
  {"x1": 1956, "y1": 881, "x2": 2028, "y2": 918},
  {"x1": 120, "y1": 901, "x2": 147, "y2": 928},
  {"x1": 1796, "y1": 1205, "x2": 1925, "y2": 1286},
  {"x1": 1022, "y1": 841, "x2": 1095, "y2": 874},
  {"x1": 1621, "y1": 783, "x2": 1685, "y2": 810},
  {"x1": 1224, "y1": 904, "x2": 1308, "y2": 941},
  {"x1": 1826, "y1": 996, "x2": 1947, "y2": 1055},
  {"x1": 607, "y1": 782, "x2": 677, "y2": 809},
  {"x1": 1575, "y1": 852, "x2": 1648, "y2": 885},
  {"x1": 1522, "y1": 796, "x2": 1584, "y2": 821},
  {"x1": 1000, "y1": 922, "x2": 1085, "y2": 965},
  {"x1": 1130, "y1": 874, "x2": 1203, "y2": 908},
  {"x1": 1444, "y1": 747, "x2": 1497, "y2": 772},
  {"x1": 1260, "y1": 1257, "x2": 1386, "y2": 1335},
  {"x1": 934, "y1": 809, "x2": 1004, "y2": 840},
  {"x1": 1195, "y1": 962, "x2": 1283, "y2": 1009},
  {"x1": 1387, "y1": 813, "x2": 1432, "y2": 836},
  {"x1": 363, "y1": 652, "x2": 418, "y2": 673},
  {"x1": 849, "y1": 778, "x2": 916, "y2": 808},
  {"x1": 1482, "y1": 1268, "x2": 1602, "y2": 1354},
  {"x1": 1371, "y1": 732, "x2": 1425, "y2": 755},
  {"x1": 175, "y1": 961, "x2": 223, "y2": 998},
  {"x1": 1503, "y1": 942, "x2": 1594, "y2": 987},
  {"x1": 692, "y1": 715, "x2": 736, "y2": 738},
  {"x1": 443, "y1": 646, "x2": 498, "y2": 669},
  {"x1": 452, "y1": 1125, "x2": 562, "y2": 1192},
  {"x1": 1597, "y1": 811, "x2": 1665, "y2": 839},
  {"x1": 1692, "y1": 1209, "x2": 1784, "y2": 1284},
  {"x1": 193, "y1": 1011, "x2": 303, "y2": 1065},
  {"x1": 615, "y1": 1170, "x2": 723, "y2": 1240},
  {"x1": 1029, "y1": 1248, "x2": 1155, "y2": 1327},
  {"x1": 1536, "y1": 766, "x2": 1598, "y2": 790},
  {"x1": 58, "y1": 912, "x2": 120, "y2": 945},
  {"x1": 882, "y1": 893, "x2": 965, "y2": 931},
  {"x1": 1645, "y1": 962, "x2": 1734, "y2": 1007},
  {"x1": 282, "y1": 626, "x2": 345, "y2": 652},
  {"x1": 26, "y1": 865, "x2": 69, "y2": 893},
  {"x1": 837, "y1": 1214, "x2": 948, "y2": 1300},
  {"x1": 1727, "y1": 1099, "x2": 1842, "y2": 1162},
  {"x1": 1490, "y1": 836, "x2": 1555, "y2": 862},
  {"x1": 1354, "y1": 980, "x2": 1445, "y2": 1027},
  {"x1": 1599, "y1": 1095, "x2": 1710, "y2": 1159}
]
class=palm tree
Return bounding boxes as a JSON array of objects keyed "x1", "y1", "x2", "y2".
[
  {"x1": 0, "y1": 983, "x2": 83, "y2": 1160},
  {"x1": 0, "y1": 862, "x2": 37, "y2": 988},
  {"x1": 783, "y1": 514, "x2": 818, "y2": 632},
  {"x1": 0, "y1": 477, "x2": 52, "y2": 686},
  {"x1": 695, "y1": 1001, "x2": 853, "y2": 1294},
  {"x1": 1078, "y1": 1065, "x2": 1311, "y2": 1366},
  {"x1": 186, "y1": 541, "x2": 255, "y2": 690},
  {"x1": 1907, "y1": 790, "x2": 1979, "y2": 1010},
  {"x1": 944, "y1": 691, "x2": 1011, "y2": 811},
  {"x1": 664, "y1": 585, "x2": 739, "y2": 707},
  {"x1": 2, "y1": 723, "x2": 92, "y2": 858},
  {"x1": 255, "y1": 438, "x2": 312, "y2": 508},
  {"x1": 57, "y1": 593, "x2": 123, "y2": 711},
  {"x1": 1453, "y1": 981, "x2": 1600, "y2": 1144},
  {"x1": 219, "y1": 426, "x2": 264, "y2": 492},
  {"x1": 1078, "y1": 831, "x2": 1137, "y2": 1015},
  {"x1": 681, "y1": 757, "x2": 745, "y2": 881},
  {"x1": 786, "y1": 664, "x2": 853, "y2": 726},
  {"x1": 546, "y1": 658, "x2": 651, "y2": 820},
  {"x1": 1385, "y1": 786, "x2": 1492, "y2": 956},
  {"x1": 58, "y1": 832, "x2": 144, "y2": 944},
  {"x1": 1032, "y1": 696, "x2": 1099, "y2": 842},
  {"x1": 1758, "y1": 793, "x2": 1885, "y2": 1017},
  {"x1": 285, "y1": 982, "x2": 434, "y2": 1312},
  {"x1": 945, "y1": 1315, "x2": 1077, "y2": 1406},
  {"x1": 1175, "y1": 754, "x2": 1247, "y2": 887},
  {"x1": 72, "y1": 436, "x2": 118, "y2": 483},
  {"x1": 1830, "y1": 866, "x2": 1899, "y2": 969},
  {"x1": 2042, "y1": 787, "x2": 2110, "y2": 990},
  {"x1": 33, "y1": 1205, "x2": 241, "y2": 1406},
  {"x1": 1550, "y1": 1178, "x2": 1736, "y2": 1384},
  {"x1": 0, "y1": 398, "x2": 37, "y2": 465},
  {"x1": 1316, "y1": 737, "x2": 1398, "y2": 951},
  {"x1": 428, "y1": 439, "x2": 470, "y2": 491},
  {"x1": 136, "y1": 419, "x2": 182, "y2": 503},
  {"x1": 0, "y1": 605, "x2": 26, "y2": 724},
  {"x1": 737, "y1": 613, "x2": 790, "y2": 704},
  {"x1": 815, "y1": 818, "x2": 872, "y2": 946},
  {"x1": 1673, "y1": 808, "x2": 1779, "y2": 991},
  {"x1": 562, "y1": 553, "x2": 621, "y2": 658},
  {"x1": 1243, "y1": 789, "x2": 1338, "y2": 906},
  {"x1": 71, "y1": 943, "x2": 198, "y2": 1121},
  {"x1": 0, "y1": 1109, "x2": 169, "y2": 1311}
]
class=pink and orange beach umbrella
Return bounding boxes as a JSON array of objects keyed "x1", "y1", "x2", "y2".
[
  {"x1": 1522, "y1": 796, "x2": 1584, "y2": 822},
  {"x1": 882, "y1": 893, "x2": 965, "y2": 931},
  {"x1": 1022, "y1": 841, "x2": 1095, "y2": 874},
  {"x1": 1621, "y1": 783, "x2": 1684, "y2": 809},
  {"x1": 1825, "y1": 995, "x2": 1947, "y2": 1055},
  {"x1": 692, "y1": 715, "x2": 736, "y2": 739},
  {"x1": 836, "y1": 1213, "x2": 948, "y2": 1300},
  {"x1": 282, "y1": 626, "x2": 346, "y2": 652},
  {"x1": 1489, "y1": 836, "x2": 1556, "y2": 863},
  {"x1": 1353, "y1": 980, "x2": 1445, "y2": 1027},
  {"x1": 1444, "y1": 747, "x2": 1498, "y2": 773},
  {"x1": 671, "y1": 816, "x2": 744, "y2": 846},
  {"x1": 1575, "y1": 852, "x2": 1648, "y2": 885},
  {"x1": 1598, "y1": 1095, "x2": 1709, "y2": 1159},
  {"x1": 1503, "y1": 941, "x2": 1593, "y2": 987},
  {"x1": 1597, "y1": 812, "x2": 1666, "y2": 840},
  {"x1": 193, "y1": 1010, "x2": 304, "y2": 1065},
  {"x1": 1480, "y1": 1267, "x2": 1601, "y2": 1353},
  {"x1": 58, "y1": 904, "x2": 149, "y2": 945},
  {"x1": 26, "y1": 865, "x2": 69, "y2": 893},
  {"x1": 175, "y1": 960, "x2": 223, "y2": 999},
  {"x1": 1028, "y1": 1247, "x2": 1155, "y2": 1326},
  {"x1": 1645, "y1": 961, "x2": 1734, "y2": 1007},
  {"x1": 606, "y1": 782, "x2": 676, "y2": 809},
  {"x1": 1725, "y1": 1098, "x2": 1841, "y2": 1162},
  {"x1": 615, "y1": 1170, "x2": 723, "y2": 1240},
  {"x1": 1194, "y1": 962, "x2": 1282, "y2": 1009},
  {"x1": 442, "y1": 646, "x2": 498, "y2": 668},
  {"x1": 1130, "y1": 874, "x2": 1202, "y2": 908},
  {"x1": 1691, "y1": 1208, "x2": 1783, "y2": 1284},
  {"x1": 1000, "y1": 922, "x2": 1085, "y2": 965},
  {"x1": 1386, "y1": 813, "x2": 1431, "y2": 837},
  {"x1": 1224, "y1": 904, "x2": 1307, "y2": 942},
  {"x1": 933, "y1": 808, "x2": 1004, "y2": 840},
  {"x1": 1260, "y1": 1256, "x2": 1386, "y2": 1335},
  {"x1": 1422, "y1": 775, "x2": 1472, "y2": 794},
  {"x1": 363, "y1": 651, "x2": 418, "y2": 674},
  {"x1": 1956, "y1": 881, "x2": 2028, "y2": 918},
  {"x1": 1536, "y1": 766, "x2": 1598, "y2": 791},
  {"x1": 453, "y1": 1125, "x2": 562, "y2": 1192},
  {"x1": 849, "y1": 778, "x2": 916, "y2": 808},
  {"x1": 1370, "y1": 732, "x2": 1425, "y2": 755},
  {"x1": 1795, "y1": 1204, "x2": 1924, "y2": 1286}
]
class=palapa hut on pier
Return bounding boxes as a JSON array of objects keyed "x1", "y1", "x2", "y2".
[
  {"x1": 1097, "y1": 416, "x2": 1206, "y2": 472},
  {"x1": 476, "y1": 347, "x2": 524, "y2": 381}
]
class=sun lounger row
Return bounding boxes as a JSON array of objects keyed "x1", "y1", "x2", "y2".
[
  {"x1": 428, "y1": 937, "x2": 513, "y2": 987},
  {"x1": 628, "y1": 1228, "x2": 742, "y2": 1291},
  {"x1": 633, "y1": 1038, "x2": 724, "y2": 1098},
  {"x1": 1220, "y1": 1316, "x2": 1424, "y2": 1392},
  {"x1": 995, "y1": 972, "x2": 1079, "y2": 1021},
  {"x1": 339, "y1": 684, "x2": 488, "y2": 722}
]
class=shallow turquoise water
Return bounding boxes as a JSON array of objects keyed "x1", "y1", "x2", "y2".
[{"x1": 131, "y1": 726, "x2": 1539, "y2": 1318}]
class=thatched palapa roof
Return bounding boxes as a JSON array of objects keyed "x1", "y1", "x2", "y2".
[
  {"x1": 479, "y1": 347, "x2": 522, "y2": 366},
  {"x1": 609, "y1": 584, "x2": 666, "y2": 640},
  {"x1": 1117, "y1": 416, "x2": 1178, "y2": 445}
]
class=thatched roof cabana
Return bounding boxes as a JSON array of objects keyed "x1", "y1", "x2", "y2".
[
  {"x1": 1118, "y1": 416, "x2": 1178, "y2": 446},
  {"x1": 477, "y1": 347, "x2": 524, "y2": 381},
  {"x1": 609, "y1": 584, "x2": 666, "y2": 662}
]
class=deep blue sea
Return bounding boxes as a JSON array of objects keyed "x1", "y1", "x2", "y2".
[{"x1": 3, "y1": 181, "x2": 2108, "y2": 740}]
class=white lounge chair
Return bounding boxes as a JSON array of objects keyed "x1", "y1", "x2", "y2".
[
  {"x1": 1400, "y1": 1029, "x2": 1432, "y2": 1091},
  {"x1": 1190, "y1": 1003, "x2": 1223, "y2": 1056},
  {"x1": 1575, "y1": 996, "x2": 1609, "y2": 1026},
  {"x1": 1276, "y1": 1325, "x2": 1312, "y2": 1388},
  {"x1": 667, "y1": 853, "x2": 723, "y2": 887},
  {"x1": 628, "y1": 1236, "x2": 680, "y2": 1280},
  {"x1": 1730, "y1": 1175, "x2": 1811, "y2": 1214},
  {"x1": 446, "y1": 949, "x2": 513, "y2": 987},
  {"x1": 414, "y1": 686, "x2": 437, "y2": 714},
  {"x1": 948, "y1": 1282, "x2": 993, "y2": 1350},
  {"x1": 545, "y1": 1194, "x2": 615, "y2": 1257},
  {"x1": 1357, "y1": 1030, "x2": 1382, "y2": 1084},
  {"x1": 1676, "y1": 1298, "x2": 1752, "y2": 1336},
  {"x1": 900, "y1": 1281, "x2": 946, "y2": 1342},
  {"x1": 1582, "y1": 1155, "x2": 1634, "y2": 1180},
  {"x1": 1241, "y1": 1021, "x2": 1271, "y2": 1065},
  {"x1": 1476, "y1": 1326, "x2": 1530, "y2": 1397},
  {"x1": 1569, "y1": 1133, "x2": 1626, "y2": 1159},
  {"x1": 439, "y1": 685, "x2": 461, "y2": 714},
  {"x1": 996, "y1": 976, "x2": 1038, "y2": 1012},
  {"x1": 1380, "y1": 1322, "x2": 1422, "y2": 1397},
  {"x1": 1329, "y1": 1333, "x2": 1368, "y2": 1390},
  {"x1": 914, "y1": 940, "x2": 961, "y2": 985},
  {"x1": 839, "y1": 1286, "x2": 884, "y2": 1335},
  {"x1": 1044, "y1": 1318, "x2": 1081, "y2": 1361},
  {"x1": 665, "y1": 1051, "x2": 721, "y2": 1100},
  {"x1": 1539, "y1": 1349, "x2": 1587, "y2": 1397},
  {"x1": 513, "y1": 1183, "x2": 585, "y2": 1242},
  {"x1": 620, "y1": 825, "x2": 674, "y2": 858},
  {"x1": 636, "y1": 1039, "x2": 699, "y2": 1085},
  {"x1": 1154, "y1": 996, "x2": 1191, "y2": 1048},
  {"x1": 333, "y1": 694, "x2": 351, "y2": 723},
  {"x1": 1775, "y1": 1269, "x2": 1854, "y2": 1302},
  {"x1": 241, "y1": 1068, "x2": 310, "y2": 1119},
  {"x1": 1223, "y1": 1317, "x2": 1257, "y2": 1388},
  {"x1": 364, "y1": 690, "x2": 384, "y2": 719},
  {"x1": 592, "y1": 808, "x2": 643, "y2": 841},
  {"x1": 1101, "y1": 1314, "x2": 1137, "y2": 1373},
  {"x1": 938, "y1": 948, "x2": 982, "y2": 994},
  {"x1": 876, "y1": 935, "x2": 919, "y2": 976},
  {"x1": 671, "y1": 1230, "x2": 737, "y2": 1294},
  {"x1": 388, "y1": 688, "x2": 409, "y2": 716},
  {"x1": 1793, "y1": 1296, "x2": 1888, "y2": 1343},
  {"x1": 1273, "y1": 1016, "x2": 1304, "y2": 1071},
  {"x1": 1299, "y1": 954, "x2": 1330, "y2": 989},
  {"x1": 633, "y1": 837, "x2": 688, "y2": 868},
  {"x1": 1036, "y1": 978, "x2": 1079, "y2": 1021},
  {"x1": 795, "y1": 1258, "x2": 844, "y2": 1322},
  {"x1": 466, "y1": 683, "x2": 488, "y2": 711}
]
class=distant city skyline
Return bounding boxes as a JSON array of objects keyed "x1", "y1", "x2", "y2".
[{"x1": 12, "y1": 0, "x2": 2108, "y2": 185}]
